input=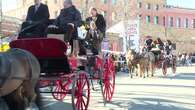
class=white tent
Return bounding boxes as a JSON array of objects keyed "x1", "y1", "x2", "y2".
[
  {"x1": 106, "y1": 20, "x2": 140, "y2": 53},
  {"x1": 106, "y1": 21, "x2": 127, "y2": 53},
  {"x1": 106, "y1": 21, "x2": 126, "y2": 37}
]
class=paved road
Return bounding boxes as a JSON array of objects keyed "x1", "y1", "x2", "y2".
[{"x1": 42, "y1": 66, "x2": 195, "y2": 110}]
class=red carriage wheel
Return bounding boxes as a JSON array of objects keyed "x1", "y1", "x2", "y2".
[
  {"x1": 72, "y1": 71, "x2": 90, "y2": 110},
  {"x1": 102, "y1": 57, "x2": 115, "y2": 102},
  {"x1": 162, "y1": 60, "x2": 168, "y2": 76},
  {"x1": 52, "y1": 80, "x2": 68, "y2": 101}
]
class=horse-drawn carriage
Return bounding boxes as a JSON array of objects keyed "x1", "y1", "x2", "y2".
[
  {"x1": 152, "y1": 48, "x2": 177, "y2": 75},
  {"x1": 127, "y1": 37, "x2": 177, "y2": 78},
  {"x1": 0, "y1": 20, "x2": 115, "y2": 110},
  {"x1": 147, "y1": 39, "x2": 177, "y2": 76}
]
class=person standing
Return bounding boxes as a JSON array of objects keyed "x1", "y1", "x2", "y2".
[{"x1": 86, "y1": 8, "x2": 106, "y2": 54}]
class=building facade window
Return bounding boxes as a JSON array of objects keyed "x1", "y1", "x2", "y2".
[
  {"x1": 154, "y1": 16, "x2": 159, "y2": 24},
  {"x1": 146, "y1": 16, "x2": 151, "y2": 23},
  {"x1": 193, "y1": 19, "x2": 195, "y2": 28},
  {"x1": 102, "y1": 0, "x2": 107, "y2": 4},
  {"x1": 169, "y1": 17, "x2": 173, "y2": 27},
  {"x1": 138, "y1": 2, "x2": 142, "y2": 8},
  {"x1": 155, "y1": 4, "x2": 159, "y2": 10},
  {"x1": 146, "y1": 3, "x2": 151, "y2": 10},
  {"x1": 163, "y1": 16, "x2": 166, "y2": 26},
  {"x1": 185, "y1": 18, "x2": 189, "y2": 28},
  {"x1": 54, "y1": 0, "x2": 58, "y2": 4},
  {"x1": 112, "y1": 0, "x2": 117, "y2": 5},
  {"x1": 176, "y1": 18, "x2": 181, "y2": 28}
]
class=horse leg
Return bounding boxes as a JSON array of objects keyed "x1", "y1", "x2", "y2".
[
  {"x1": 128, "y1": 64, "x2": 133, "y2": 78},
  {"x1": 143, "y1": 67, "x2": 146, "y2": 78},
  {"x1": 151, "y1": 63, "x2": 155, "y2": 77},
  {"x1": 129, "y1": 66, "x2": 131, "y2": 77},
  {"x1": 130, "y1": 67, "x2": 133, "y2": 78},
  {"x1": 138, "y1": 64, "x2": 142, "y2": 77},
  {"x1": 3, "y1": 86, "x2": 25, "y2": 110},
  {"x1": 146, "y1": 63, "x2": 149, "y2": 77},
  {"x1": 135, "y1": 64, "x2": 138, "y2": 76},
  {"x1": 142, "y1": 64, "x2": 146, "y2": 78}
]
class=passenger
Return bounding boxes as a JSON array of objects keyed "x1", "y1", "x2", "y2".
[
  {"x1": 48, "y1": 0, "x2": 82, "y2": 54},
  {"x1": 144, "y1": 38, "x2": 153, "y2": 51},
  {"x1": 156, "y1": 38, "x2": 164, "y2": 50},
  {"x1": 19, "y1": 0, "x2": 50, "y2": 38},
  {"x1": 85, "y1": 8, "x2": 106, "y2": 55},
  {"x1": 50, "y1": 0, "x2": 82, "y2": 36},
  {"x1": 164, "y1": 40, "x2": 173, "y2": 55}
]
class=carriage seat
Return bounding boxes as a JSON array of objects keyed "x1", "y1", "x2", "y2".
[
  {"x1": 10, "y1": 38, "x2": 71, "y2": 74},
  {"x1": 19, "y1": 19, "x2": 55, "y2": 39}
]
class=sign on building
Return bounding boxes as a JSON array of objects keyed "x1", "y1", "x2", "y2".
[{"x1": 126, "y1": 20, "x2": 140, "y2": 52}]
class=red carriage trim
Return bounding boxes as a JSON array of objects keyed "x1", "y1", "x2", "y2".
[{"x1": 10, "y1": 38, "x2": 68, "y2": 58}]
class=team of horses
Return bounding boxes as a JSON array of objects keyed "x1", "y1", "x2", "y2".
[{"x1": 126, "y1": 49, "x2": 155, "y2": 78}]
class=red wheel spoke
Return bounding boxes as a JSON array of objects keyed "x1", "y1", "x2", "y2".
[
  {"x1": 73, "y1": 72, "x2": 90, "y2": 110},
  {"x1": 81, "y1": 97, "x2": 87, "y2": 109},
  {"x1": 80, "y1": 98, "x2": 84, "y2": 110},
  {"x1": 102, "y1": 59, "x2": 115, "y2": 102},
  {"x1": 82, "y1": 79, "x2": 87, "y2": 89}
]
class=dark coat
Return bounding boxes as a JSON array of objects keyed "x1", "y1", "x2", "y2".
[
  {"x1": 19, "y1": 3, "x2": 49, "y2": 38},
  {"x1": 86, "y1": 14, "x2": 106, "y2": 33},
  {"x1": 26, "y1": 3, "x2": 49, "y2": 22},
  {"x1": 54, "y1": 6, "x2": 82, "y2": 29}
]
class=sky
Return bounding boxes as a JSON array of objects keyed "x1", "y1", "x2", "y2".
[{"x1": 2, "y1": 0, "x2": 195, "y2": 12}]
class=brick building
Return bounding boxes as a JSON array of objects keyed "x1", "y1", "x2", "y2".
[
  {"x1": 4, "y1": 0, "x2": 125, "y2": 27},
  {"x1": 129, "y1": 0, "x2": 195, "y2": 52},
  {"x1": 131, "y1": 0, "x2": 195, "y2": 29},
  {"x1": 0, "y1": 16, "x2": 21, "y2": 37},
  {"x1": 3, "y1": 0, "x2": 195, "y2": 52}
]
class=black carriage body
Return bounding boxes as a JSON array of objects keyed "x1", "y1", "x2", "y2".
[
  {"x1": 38, "y1": 57, "x2": 70, "y2": 74},
  {"x1": 10, "y1": 38, "x2": 71, "y2": 74}
]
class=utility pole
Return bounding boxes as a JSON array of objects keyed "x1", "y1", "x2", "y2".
[
  {"x1": 124, "y1": 0, "x2": 128, "y2": 53},
  {"x1": 0, "y1": 0, "x2": 2, "y2": 35},
  {"x1": 84, "y1": 0, "x2": 88, "y2": 19},
  {"x1": 0, "y1": 0, "x2": 3, "y2": 51}
]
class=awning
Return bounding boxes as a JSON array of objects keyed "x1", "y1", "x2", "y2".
[{"x1": 106, "y1": 21, "x2": 126, "y2": 37}]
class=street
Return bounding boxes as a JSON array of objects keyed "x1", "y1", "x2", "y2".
[{"x1": 41, "y1": 66, "x2": 195, "y2": 110}]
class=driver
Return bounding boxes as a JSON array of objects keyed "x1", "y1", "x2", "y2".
[{"x1": 19, "y1": 0, "x2": 50, "y2": 38}]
